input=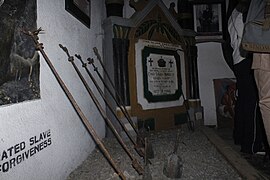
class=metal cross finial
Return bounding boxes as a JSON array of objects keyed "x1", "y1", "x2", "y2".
[
  {"x1": 75, "y1": 54, "x2": 81, "y2": 59},
  {"x1": 75, "y1": 54, "x2": 87, "y2": 68},
  {"x1": 33, "y1": 27, "x2": 44, "y2": 35},
  {"x1": 59, "y1": 44, "x2": 74, "y2": 62},
  {"x1": 87, "y1": 57, "x2": 94, "y2": 64},
  {"x1": 21, "y1": 27, "x2": 44, "y2": 36},
  {"x1": 87, "y1": 58, "x2": 98, "y2": 71},
  {"x1": 59, "y1": 44, "x2": 67, "y2": 52},
  {"x1": 21, "y1": 28, "x2": 45, "y2": 50}
]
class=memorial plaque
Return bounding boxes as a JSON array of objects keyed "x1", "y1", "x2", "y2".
[
  {"x1": 146, "y1": 54, "x2": 178, "y2": 96},
  {"x1": 103, "y1": 0, "x2": 196, "y2": 130},
  {"x1": 136, "y1": 39, "x2": 186, "y2": 110}
]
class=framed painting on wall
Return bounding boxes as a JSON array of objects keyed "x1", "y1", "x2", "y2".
[
  {"x1": 213, "y1": 78, "x2": 236, "y2": 128},
  {"x1": 0, "y1": 0, "x2": 40, "y2": 106},
  {"x1": 189, "y1": 0, "x2": 226, "y2": 43},
  {"x1": 65, "y1": 0, "x2": 91, "y2": 28}
]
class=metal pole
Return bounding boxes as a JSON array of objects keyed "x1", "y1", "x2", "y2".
[
  {"x1": 22, "y1": 28, "x2": 126, "y2": 180},
  {"x1": 92, "y1": 47, "x2": 154, "y2": 156},
  {"x1": 59, "y1": 44, "x2": 144, "y2": 175},
  {"x1": 92, "y1": 47, "x2": 137, "y2": 132},
  {"x1": 74, "y1": 54, "x2": 137, "y2": 146}
]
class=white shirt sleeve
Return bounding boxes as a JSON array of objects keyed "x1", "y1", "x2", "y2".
[{"x1": 228, "y1": 9, "x2": 245, "y2": 65}]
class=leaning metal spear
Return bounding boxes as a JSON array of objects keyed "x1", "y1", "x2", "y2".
[
  {"x1": 87, "y1": 57, "x2": 137, "y2": 134},
  {"x1": 22, "y1": 28, "x2": 126, "y2": 180},
  {"x1": 91, "y1": 48, "x2": 154, "y2": 156},
  {"x1": 92, "y1": 47, "x2": 137, "y2": 132},
  {"x1": 74, "y1": 54, "x2": 137, "y2": 146},
  {"x1": 76, "y1": 55, "x2": 147, "y2": 158},
  {"x1": 59, "y1": 44, "x2": 144, "y2": 175}
]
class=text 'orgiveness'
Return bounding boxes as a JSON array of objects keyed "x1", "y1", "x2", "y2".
[{"x1": 0, "y1": 129, "x2": 52, "y2": 173}]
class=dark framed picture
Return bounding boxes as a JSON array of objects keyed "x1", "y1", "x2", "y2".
[
  {"x1": 189, "y1": 0, "x2": 226, "y2": 43},
  {"x1": 65, "y1": 0, "x2": 90, "y2": 28}
]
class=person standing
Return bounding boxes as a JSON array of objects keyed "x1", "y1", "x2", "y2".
[
  {"x1": 243, "y1": 0, "x2": 270, "y2": 156},
  {"x1": 228, "y1": 0, "x2": 263, "y2": 154}
]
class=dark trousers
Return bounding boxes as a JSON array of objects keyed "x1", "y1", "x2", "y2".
[{"x1": 233, "y1": 58, "x2": 263, "y2": 154}]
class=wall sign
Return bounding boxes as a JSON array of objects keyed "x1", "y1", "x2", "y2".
[
  {"x1": 0, "y1": 129, "x2": 52, "y2": 173},
  {"x1": 142, "y1": 47, "x2": 181, "y2": 102},
  {"x1": 147, "y1": 54, "x2": 178, "y2": 96},
  {"x1": 135, "y1": 39, "x2": 186, "y2": 110}
]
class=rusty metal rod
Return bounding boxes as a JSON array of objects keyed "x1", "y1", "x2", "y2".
[
  {"x1": 92, "y1": 47, "x2": 132, "y2": 122},
  {"x1": 87, "y1": 57, "x2": 137, "y2": 134},
  {"x1": 59, "y1": 44, "x2": 144, "y2": 175},
  {"x1": 22, "y1": 28, "x2": 126, "y2": 180},
  {"x1": 92, "y1": 47, "x2": 137, "y2": 133},
  {"x1": 77, "y1": 55, "x2": 146, "y2": 158},
  {"x1": 78, "y1": 58, "x2": 147, "y2": 160},
  {"x1": 75, "y1": 54, "x2": 137, "y2": 146}
]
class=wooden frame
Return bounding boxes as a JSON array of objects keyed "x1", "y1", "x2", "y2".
[
  {"x1": 65, "y1": 0, "x2": 90, "y2": 28},
  {"x1": 189, "y1": 0, "x2": 226, "y2": 43}
]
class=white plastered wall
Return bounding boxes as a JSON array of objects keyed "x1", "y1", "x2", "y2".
[
  {"x1": 0, "y1": 0, "x2": 106, "y2": 180},
  {"x1": 197, "y1": 43, "x2": 234, "y2": 125}
]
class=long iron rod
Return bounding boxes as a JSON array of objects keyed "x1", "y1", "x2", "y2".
[
  {"x1": 92, "y1": 47, "x2": 137, "y2": 133},
  {"x1": 75, "y1": 55, "x2": 137, "y2": 146},
  {"x1": 92, "y1": 47, "x2": 131, "y2": 120},
  {"x1": 79, "y1": 55, "x2": 146, "y2": 158},
  {"x1": 59, "y1": 44, "x2": 143, "y2": 175},
  {"x1": 22, "y1": 28, "x2": 126, "y2": 180}
]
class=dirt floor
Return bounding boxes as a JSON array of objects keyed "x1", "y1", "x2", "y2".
[{"x1": 66, "y1": 125, "x2": 243, "y2": 180}]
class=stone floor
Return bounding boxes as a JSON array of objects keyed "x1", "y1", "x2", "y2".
[{"x1": 66, "y1": 125, "x2": 243, "y2": 180}]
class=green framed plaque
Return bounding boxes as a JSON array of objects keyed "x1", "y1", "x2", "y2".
[
  {"x1": 135, "y1": 39, "x2": 186, "y2": 110},
  {"x1": 142, "y1": 47, "x2": 182, "y2": 102}
]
